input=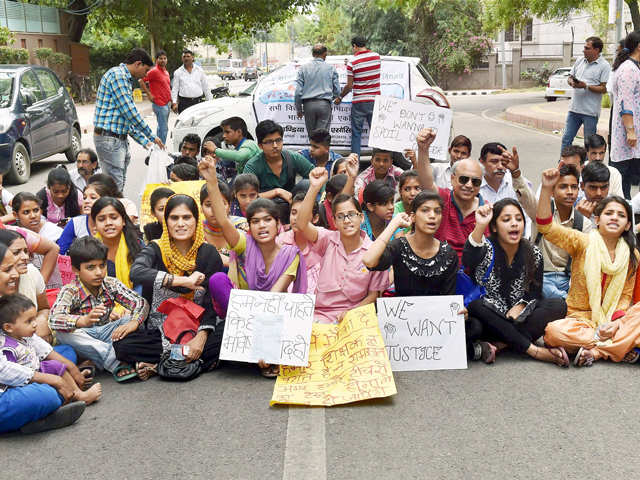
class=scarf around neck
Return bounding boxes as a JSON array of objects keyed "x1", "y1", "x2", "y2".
[
  {"x1": 584, "y1": 230, "x2": 630, "y2": 328},
  {"x1": 95, "y1": 231, "x2": 132, "y2": 288},
  {"x1": 154, "y1": 212, "x2": 205, "y2": 276}
]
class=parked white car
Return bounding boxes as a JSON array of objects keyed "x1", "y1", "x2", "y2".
[
  {"x1": 545, "y1": 67, "x2": 573, "y2": 102},
  {"x1": 171, "y1": 55, "x2": 451, "y2": 156},
  {"x1": 206, "y1": 73, "x2": 227, "y2": 92}
]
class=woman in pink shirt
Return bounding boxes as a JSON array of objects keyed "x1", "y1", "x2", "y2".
[{"x1": 297, "y1": 167, "x2": 389, "y2": 323}]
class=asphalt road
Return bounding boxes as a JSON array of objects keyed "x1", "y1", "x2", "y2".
[{"x1": 5, "y1": 91, "x2": 640, "y2": 480}]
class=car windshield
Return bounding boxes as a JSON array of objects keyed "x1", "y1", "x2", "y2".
[
  {"x1": 239, "y1": 82, "x2": 257, "y2": 96},
  {"x1": 554, "y1": 69, "x2": 571, "y2": 76},
  {"x1": 416, "y1": 62, "x2": 436, "y2": 87},
  {"x1": 0, "y1": 72, "x2": 14, "y2": 108}
]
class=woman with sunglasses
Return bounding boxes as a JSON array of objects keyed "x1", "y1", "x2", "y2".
[{"x1": 296, "y1": 167, "x2": 389, "y2": 323}]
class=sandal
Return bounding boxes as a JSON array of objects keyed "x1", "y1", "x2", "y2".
[
  {"x1": 573, "y1": 347, "x2": 594, "y2": 367},
  {"x1": 547, "y1": 346, "x2": 570, "y2": 368},
  {"x1": 623, "y1": 348, "x2": 640, "y2": 364},
  {"x1": 477, "y1": 341, "x2": 497, "y2": 364},
  {"x1": 136, "y1": 362, "x2": 157, "y2": 381},
  {"x1": 260, "y1": 364, "x2": 280, "y2": 378},
  {"x1": 77, "y1": 361, "x2": 96, "y2": 388},
  {"x1": 113, "y1": 364, "x2": 138, "y2": 383}
]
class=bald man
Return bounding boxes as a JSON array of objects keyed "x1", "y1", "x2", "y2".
[
  {"x1": 416, "y1": 128, "x2": 488, "y2": 260},
  {"x1": 294, "y1": 44, "x2": 340, "y2": 137}
]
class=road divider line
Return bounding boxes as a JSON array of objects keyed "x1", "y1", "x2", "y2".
[{"x1": 282, "y1": 406, "x2": 327, "y2": 480}]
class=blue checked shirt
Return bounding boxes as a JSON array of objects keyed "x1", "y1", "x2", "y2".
[{"x1": 93, "y1": 63, "x2": 156, "y2": 147}]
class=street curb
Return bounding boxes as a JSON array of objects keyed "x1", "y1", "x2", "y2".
[
  {"x1": 504, "y1": 105, "x2": 610, "y2": 138},
  {"x1": 445, "y1": 90, "x2": 496, "y2": 96}
]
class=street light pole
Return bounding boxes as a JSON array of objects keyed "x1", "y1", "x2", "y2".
[
  {"x1": 500, "y1": 30, "x2": 507, "y2": 89},
  {"x1": 615, "y1": 0, "x2": 624, "y2": 42}
]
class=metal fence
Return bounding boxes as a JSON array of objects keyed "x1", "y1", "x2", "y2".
[{"x1": 0, "y1": 0, "x2": 60, "y2": 34}]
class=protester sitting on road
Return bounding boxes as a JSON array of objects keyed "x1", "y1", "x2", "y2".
[
  {"x1": 416, "y1": 128, "x2": 486, "y2": 261},
  {"x1": 36, "y1": 167, "x2": 83, "y2": 228},
  {"x1": 539, "y1": 169, "x2": 640, "y2": 367},
  {"x1": 431, "y1": 135, "x2": 472, "y2": 190},
  {"x1": 318, "y1": 174, "x2": 347, "y2": 230},
  {"x1": 49, "y1": 237, "x2": 149, "y2": 379},
  {"x1": 576, "y1": 160, "x2": 610, "y2": 230},
  {"x1": 169, "y1": 163, "x2": 199, "y2": 182},
  {"x1": 85, "y1": 173, "x2": 139, "y2": 224},
  {"x1": 584, "y1": 134, "x2": 623, "y2": 197},
  {"x1": 230, "y1": 173, "x2": 260, "y2": 218},
  {"x1": 0, "y1": 293, "x2": 90, "y2": 435},
  {"x1": 332, "y1": 157, "x2": 347, "y2": 176},
  {"x1": 69, "y1": 148, "x2": 101, "y2": 192},
  {"x1": 393, "y1": 170, "x2": 422, "y2": 235},
  {"x1": 296, "y1": 167, "x2": 389, "y2": 324},
  {"x1": 174, "y1": 133, "x2": 201, "y2": 160},
  {"x1": 244, "y1": 120, "x2": 314, "y2": 224},
  {"x1": 361, "y1": 180, "x2": 400, "y2": 241},
  {"x1": 531, "y1": 165, "x2": 589, "y2": 299},
  {"x1": 12, "y1": 192, "x2": 62, "y2": 243},
  {"x1": 1, "y1": 222, "x2": 59, "y2": 285},
  {"x1": 200, "y1": 157, "x2": 306, "y2": 377},
  {"x1": 464, "y1": 199, "x2": 568, "y2": 366},
  {"x1": 143, "y1": 187, "x2": 174, "y2": 243},
  {"x1": 201, "y1": 117, "x2": 260, "y2": 177},
  {"x1": 353, "y1": 148, "x2": 403, "y2": 203},
  {"x1": 91, "y1": 197, "x2": 144, "y2": 288},
  {"x1": 200, "y1": 180, "x2": 248, "y2": 268},
  {"x1": 298, "y1": 129, "x2": 343, "y2": 176},
  {"x1": 0, "y1": 173, "x2": 15, "y2": 224},
  {"x1": 113, "y1": 194, "x2": 223, "y2": 380}
]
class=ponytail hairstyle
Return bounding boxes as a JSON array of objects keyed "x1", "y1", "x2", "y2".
[
  {"x1": 594, "y1": 196, "x2": 638, "y2": 276},
  {"x1": 613, "y1": 31, "x2": 640, "y2": 71},
  {"x1": 90, "y1": 197, "x2": 141, "y2": 264}
]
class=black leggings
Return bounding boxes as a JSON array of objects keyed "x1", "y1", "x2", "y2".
[
  {"x1": 113, "y1": 326, "x2": 224, "y2": 371},
  {"x1": 468, "y1": 298, "x2": 566, "y2": 354}
]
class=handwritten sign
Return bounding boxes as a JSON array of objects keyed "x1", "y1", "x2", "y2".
[
  {"x1": 368, "y1": 96, "x2": 452, "y2": 161},
  {"x1": 57, "y1": 255, "x2": 75, "y2": 286},
  {"x1": 376, "y1": 295, "x2": 467, "y2": 371},
  {"x1": 270, "y1": 304, "x2": 397, "y2": 406},
  {"x1": 220, "y1": 290, "x2": 315, "y2": 367}
]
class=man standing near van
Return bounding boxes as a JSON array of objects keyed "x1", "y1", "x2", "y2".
[
  {"x1": 335, "y1": 36, "x2": 381, "y2": 157},
  {"x1": 171, "y1": 49, "x2": 212, "y2": 114},
  {"x1": 295, "y1": 44, "x2": 340, "y2": 137}
]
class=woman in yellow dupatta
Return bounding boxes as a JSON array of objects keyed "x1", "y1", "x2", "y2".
[
  {"x1": 91, "y1": 197, "x2": 142, "y2": 288},
  {"x1": 537, "y1": 168, "x2": 640, "y2": 366}
]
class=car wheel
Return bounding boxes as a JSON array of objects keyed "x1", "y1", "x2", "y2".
[
  {"x1": 545, "y1": 97, "x2": 557, "y2": 102},
  {"x1": 6, "y1": 142, "x2": 30, "y2": 185},
  {"x1": 64, "y1": 127, "x2": 81, "y2": 163}
]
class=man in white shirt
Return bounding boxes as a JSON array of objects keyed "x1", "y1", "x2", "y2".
[
  {"x1": 171, "y1": 49, "x2": 212, "y2": 114},
  {"x1": 68, "y1": 148, "x2": 101, "y2": 191},
  {"x1": 584, "y1": 133, "x2": 623, "y2": 197},
  {"x1": 431, "y1": 135, "x2": 472, "y2": 189}
]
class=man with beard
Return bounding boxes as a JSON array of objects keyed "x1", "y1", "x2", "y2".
[
  {"x1": 139, "y1": 50, "x2": 172, "y2": 144},
  {"x1": 69, "y1": 148, "x2": 101, "y2": 191}
]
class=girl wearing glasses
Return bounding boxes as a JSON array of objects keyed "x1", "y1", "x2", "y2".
[
  {"x1": 297, "y1": 167, "x2": 389, "y2": 324},
  {"x1": 199, "y1": 157, "x2": 307, "y2": 377},
  {"x1": 463, "y1": 198, "x2": 568, "y2": 366}
]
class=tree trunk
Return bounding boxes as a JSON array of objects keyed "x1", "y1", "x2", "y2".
[
  {"x1": 627, "y1": 0, "x2": 640, "y2": 32},
  {"x1": 63, "y1": 0, "x2": 89, "y2": 43}
]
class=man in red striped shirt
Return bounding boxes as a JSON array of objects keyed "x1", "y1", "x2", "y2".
[{"x1": 335, "y1": 37, "x2": 381, "y2": 156}]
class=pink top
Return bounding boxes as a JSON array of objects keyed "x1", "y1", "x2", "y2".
[
  {"x1": 312, "y1": 228, "x2": 389, "y2": 324},
  {"x1": 45, "y1": 188, "x2": 83, "y2": 225},
  {"x1": 277, "y1": 230, "x2": 322, "y2": 295}
]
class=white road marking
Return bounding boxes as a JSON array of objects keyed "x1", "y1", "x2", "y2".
[{"x1": 282, "y1": 406, "x2": 327, "y2": 480}]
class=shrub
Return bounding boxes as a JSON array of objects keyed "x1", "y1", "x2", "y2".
[
  {"x1": 0, "y1": 46, "x2": 29, "y2": 64},
  {"x1": 520, "y1": 62, "x2": 555, "y2": 86},
  {"x1": 0, "y1": 27, "x2": 13, "y2": 47},
  {"x1": 35, "y1": 47, "x2": 53, "y2": 65}
]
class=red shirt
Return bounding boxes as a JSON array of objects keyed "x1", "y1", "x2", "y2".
[
  {"x1": 143, "y1": 65, "x2": 171, "y2": 106},
  {"x1": 435, "y1": 187, "x2": 484, "y2": 262},
  {"x1": 346, "y1": 50, "x2": 381, "y2": 103}
]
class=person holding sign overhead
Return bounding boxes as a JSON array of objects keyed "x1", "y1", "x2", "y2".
[
  {"x1": 297, "y1": 167, "x2": 389, "y2": 324},
  {"x1": 199, "y1": 156, "x2": 307, "y2": 378},
  {"x1": 463, "y1": 199, "x2": 568, "y2": 365}
]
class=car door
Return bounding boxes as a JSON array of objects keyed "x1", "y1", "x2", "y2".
[
  {"x1": 35, "y1": 69, "x2": 68, "y2": 150},
  {"x1": 19, "y1": 69, "x2": 53, "y2": 157}
]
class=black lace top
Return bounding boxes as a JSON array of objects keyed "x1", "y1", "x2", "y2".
[{"x1": 369, "y1": 237, "x2": 458, "y2": 296}]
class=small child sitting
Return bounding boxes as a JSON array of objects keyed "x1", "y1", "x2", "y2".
[
  {"x1": 170, "y1": 163, "x2": 200, "y2": 182},
  {"x1": 49, "y1": 237, "x2": 149, "y2": 377},
  {"x1": 298, "y1": 129, "x2": 342, "y2": 176},
  {"x1": 230, "y1": 173, "x2": 260, "y2": 218},
  {"x1": 0, "y1": 294, "x2": 102, "y2": 407},
  {"x1": 143, "y1": 187, "x2": 175, "y2": 243}
]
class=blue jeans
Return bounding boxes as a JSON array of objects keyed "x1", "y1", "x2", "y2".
[
  {"x1": 350, "y1": 101, "x2": 374, "y2": 156},
  {"x1": 94, "y1": 134, "x2": 131, "y2": 192},
  {"x1": 0, "y1": 383, "x2": 62, "y2": 433},
  {"x1": 561, "y1": 111, "x2": 598, "y2": 152},
  {"x1": 55, "y1": 316, "x2": 132, "y2": 373},
  {"x1": 542, "y1": 272, "x2": 570, "y2": 299},
  {"x1": 152, "y1": 102, "x2": 170, "y2": 144}
]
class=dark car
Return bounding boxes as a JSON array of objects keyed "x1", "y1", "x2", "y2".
[
  {"x1": 243, "y1": 67, "x2": 258, "y2": 81},
  {"x1": 0, "y1": 65, "x2": 81, "y2": 184}
]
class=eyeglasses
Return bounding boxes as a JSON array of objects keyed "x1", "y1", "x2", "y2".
[
  {"x1": 335, "y1": 212, "x2": 361, "y2": 222},
  {"x1": 261, "y1": 138, "x2": 284, "y2": 146},
  {"x1": 456, "y1": 175, "x2": 482, "y2": 187}
]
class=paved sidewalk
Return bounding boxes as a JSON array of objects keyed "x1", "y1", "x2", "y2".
[
  {"x1": 74, "y1": 101, "x2": 154, "y2": 135},
  {"x1": 504, "y1": 98, "x2": 611, "y2": 138}
]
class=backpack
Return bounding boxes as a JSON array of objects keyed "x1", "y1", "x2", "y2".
[{"x1": 534, "y1": 201, "x2": 584, "y2": 275}]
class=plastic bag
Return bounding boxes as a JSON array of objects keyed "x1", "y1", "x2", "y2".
[{"x1": 144, "y1": 146, "x2": 172, "y2": 186}]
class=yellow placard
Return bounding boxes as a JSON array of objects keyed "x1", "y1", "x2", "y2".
[
  {"x1": 133, "y1": 88, "x2": 143, "y2": 103},
  {"x1": 140, "y1": 181, "x2": 205, "y2": 228},
  {"x1": 270, "y1": 304, "x2": 397, "y2": 407}
]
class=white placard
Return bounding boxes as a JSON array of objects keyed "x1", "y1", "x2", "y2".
[
  {"x1": 368, "y1": 96, "x2": 452, "y2": 161},
  {"x1": 376, "y1": 295, "x2": 467, "y2": 371},
  {"x1": 220, "y1": 290, "x2": 315, "y2": 367},
  {"x1": 252, "y1": 60, "x2": 410, "y2": 146}
]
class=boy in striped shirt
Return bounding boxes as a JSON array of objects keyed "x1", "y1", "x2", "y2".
[{"x1": 335, "y1": 37, "x2": 381, "y2": 156}]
